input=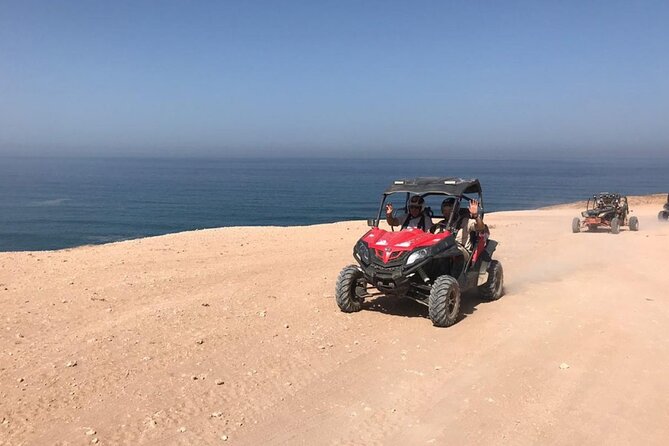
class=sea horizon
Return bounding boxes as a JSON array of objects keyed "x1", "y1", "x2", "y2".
[{"x1": 3, "y1": 152, "x2": 669, "y2": 162}]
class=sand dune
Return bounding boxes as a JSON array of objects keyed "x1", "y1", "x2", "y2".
[{"x1": 1, "y1": 196, "x2": 668, "y2": 445}]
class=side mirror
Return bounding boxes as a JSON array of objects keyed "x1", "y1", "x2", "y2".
[{"x1": 367, "y1": 219, "x2": 379, "y2": 227}]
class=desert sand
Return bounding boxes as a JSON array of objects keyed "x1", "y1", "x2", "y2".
[{"x1": 1, "y1": 195, "x2": 669, "y2": 445}]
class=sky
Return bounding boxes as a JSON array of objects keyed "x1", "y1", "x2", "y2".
[{"x1": 1, "y1": 0, "x2": 668, "y2": 159}]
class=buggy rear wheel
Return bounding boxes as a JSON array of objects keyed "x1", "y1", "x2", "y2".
[
  {"x1": 611, "y1": 217, "x2": 620, "y2": 234},
  {"x1": 428, "y1": 275, "x2": 461, "y2": 327},
  {"x1": 571, "y1": 217, "x2": 580, "y2": 233},
  {"x1": 335, "y1": 265, "x2": 366, "y2": 313},
  {"x1": 629, "y1": 216, "x2": 639, "y2": 231},
  {"x1": 479, "y1": 260, "x2": 504, "y2": 301}
]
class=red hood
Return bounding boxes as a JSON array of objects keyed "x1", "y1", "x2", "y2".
[{"x1": 361, "y1": 227, "x2": 452, "y2": 263}]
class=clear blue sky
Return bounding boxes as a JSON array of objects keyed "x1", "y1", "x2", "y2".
[{"x1": 1, "y1": 1, "x2": 668, "y2": 158}]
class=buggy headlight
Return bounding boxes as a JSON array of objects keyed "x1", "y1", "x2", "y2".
[
  {"x1": 406, "y1": 248, "x2": 429, "y2": 266},
  {"x1": 355, "y1": 241, "x2": 370, "y2": 263}
]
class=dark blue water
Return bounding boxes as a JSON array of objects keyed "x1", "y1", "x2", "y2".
[{"x1": 1, "y1": 156, "x2": 667, "y2": 251}]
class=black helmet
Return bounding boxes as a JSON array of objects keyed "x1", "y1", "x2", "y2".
[
  {"x1": 441, "y1": 197, "x2": 456, "y2": 208},
  {"x1": 409, "y1": 195, "x2": 425, "y2": 210}
]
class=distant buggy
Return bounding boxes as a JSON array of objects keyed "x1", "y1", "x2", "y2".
[
  {"x1": 572, "y1": 193, "x2": 639, "y2": 234},
  {"x1": 658, "y1": 194, "x2": 669, "y2": 221}
]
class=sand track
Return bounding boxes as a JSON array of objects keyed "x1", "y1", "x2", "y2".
[{"x1": 2, "y1": 198, "x2": 668, "y2": 445}]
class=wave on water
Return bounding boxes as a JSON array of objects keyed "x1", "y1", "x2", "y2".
[
  {"x1": 29, "y1": 198, "x2": 71, "y2": 207},
  {"x1": 83, "y1": 235, "x2": 127, "y2": 244}
]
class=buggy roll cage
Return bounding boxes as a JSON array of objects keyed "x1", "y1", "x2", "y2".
[
  {"x1": 586, "y1": 193, "x2": 626, "y2": 211},
  {"x1": 371, "y1": 177, "x2": 483, "y2": 231}
]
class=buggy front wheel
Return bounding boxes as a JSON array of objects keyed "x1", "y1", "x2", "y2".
[
  {"x1": 571, "y1": 217, "x2": 580, "y2": 233},
  {"x1": 335, "y1": 265, "x2": 366, "y2": 313},
  {"x1": 429, "y1": 275, "x2": 461, "y2": 327},
  {"x1": 659, "y1": 211, "x2": 669, "y2": 221},
  {"x1": 611, "y1": 217, "x2": 620, "y2": 234}
]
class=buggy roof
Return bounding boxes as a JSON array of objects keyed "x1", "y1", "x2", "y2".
[
  {"x1": 384, "y1": 177, "x2": 482, "y2": 196},
  {"x1": 593, "y1": 192, "x2": 623, "y2": 198}
]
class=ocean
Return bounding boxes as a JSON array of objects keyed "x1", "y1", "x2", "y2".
[{"x1": 1, "y1": 156, "x2": 667, "y2": 252}]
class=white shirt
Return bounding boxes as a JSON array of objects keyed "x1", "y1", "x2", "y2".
[{"x1": 400, "y1": 213, "x2": 433, "y2": 231}]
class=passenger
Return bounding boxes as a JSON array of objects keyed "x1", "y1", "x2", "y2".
[
  {"x1": 431, "y1": 197, "x2": 485, "y2": 249},
  {"x1": 385, "y1": 195, "x2": 433, "y2": 231}
]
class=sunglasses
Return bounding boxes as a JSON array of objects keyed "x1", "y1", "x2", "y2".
[{"x1": 409, "y1": 205, "x2": 421, "y2": 209}]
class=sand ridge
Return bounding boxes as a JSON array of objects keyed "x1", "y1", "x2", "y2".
[{"x1": 1, "y1": 196, "x2": 669, "y2": 445}]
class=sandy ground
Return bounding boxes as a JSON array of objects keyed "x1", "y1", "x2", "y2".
[{"x1": 1, "y1": 196, "x2": 669, "y2": 445}]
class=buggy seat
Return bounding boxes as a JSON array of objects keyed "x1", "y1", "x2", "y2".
[{"x1": 582, "y1": 206, "x2": 615, "y2": 218}]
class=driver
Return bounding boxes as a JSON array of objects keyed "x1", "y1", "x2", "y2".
[
  {"x1": 385, "y1": 195, "x2": 433, "y2": 231},
  {"x1": 431, "y1": 197, "x2": 485, "y2": 249},
  {"x1": 595, "y1": 196, "x2": 605, "y2": 208}
]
